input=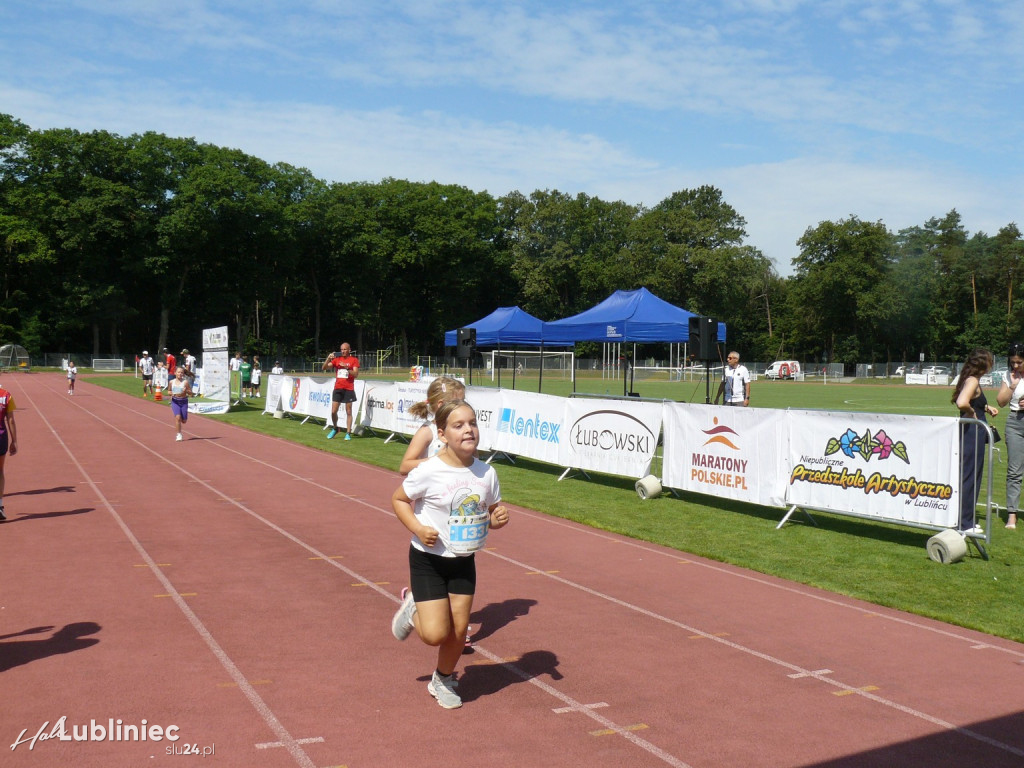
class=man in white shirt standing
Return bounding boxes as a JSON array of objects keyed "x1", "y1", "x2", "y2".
[
  {"x1": 139, "y1": 350, "x2": 156, "y2": 398},
  {"x1": 714, "y1": 351, "x2": 751, "y2": 407},
  {"x1": 182, "y1": 348, "x2": 197, "y2": 376}
]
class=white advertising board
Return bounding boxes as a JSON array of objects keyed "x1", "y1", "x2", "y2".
[
  {"x1": 662, "y1": 403, "x2": 788, "y2": 507},
  {"x1": 785, "y1": 410, "x2": 960, "y2": 527},
  {"x1": 560, "y1": 398, "x2": 663, "y2": 479},
  {"x1": 464, "y1": 386, "x2": 503, "y2": 453},
  {"x1": 277, "y1": 376, "x2": 366, "y2": 424},
  {"x1": 359, "y1": 381, "x2": 399, "y2": 433},
  {"x1": 492, "y1": 390, "x2": 566, "y2": 465}
]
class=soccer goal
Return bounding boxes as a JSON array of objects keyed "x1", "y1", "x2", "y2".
[
  {"x1": 632, "y1": 366, "x2": 680, "y2": 382},
  {"x1": 488, "y1": 349, "x2": 575, "y2": 383},
  {"x1": 92, "y1": 358, "x2": 124, "y2": 372}
]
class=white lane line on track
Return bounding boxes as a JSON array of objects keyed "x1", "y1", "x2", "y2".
[
  {"x1": 19, "y1": 384, "x2": 320, "y2": 768},
  {"x1": 38, "y1": 379, "x2": 1024, "y2": 761},
  {"x1": 482, "y1": 548, "x2": 1024, "y2": 760},
  {"x1": 27, "y1": 379, "x2": 696, "y2": 768},
  {"x1": 505, "y1": 508, "x2": 1024, "y2": 661}
]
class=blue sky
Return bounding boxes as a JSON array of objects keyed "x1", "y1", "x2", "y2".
[{"x1": 2, "y1": 0, "x2": 1022, "y2": 275}]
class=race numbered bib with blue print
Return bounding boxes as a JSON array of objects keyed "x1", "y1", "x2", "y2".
[{"x1": 447, "y1": 512, "x2": 490, "y2": 554}]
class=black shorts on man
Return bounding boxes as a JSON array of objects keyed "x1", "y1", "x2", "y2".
[{"x1": 332, "y1": 389, "x2": 357, "y2": 404}]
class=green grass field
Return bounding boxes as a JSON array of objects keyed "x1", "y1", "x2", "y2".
[{"x1": 88, "y1": 372, "x2": 1024, "y2": 644}]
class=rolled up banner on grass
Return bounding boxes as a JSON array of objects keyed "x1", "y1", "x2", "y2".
[{"x1": 927, "y1": 529, "x2": 967, "y2": 564}]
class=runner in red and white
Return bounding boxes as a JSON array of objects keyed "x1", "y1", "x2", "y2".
[{"x1": 321, "y1": 342, "x2": 359, "y2": 440}]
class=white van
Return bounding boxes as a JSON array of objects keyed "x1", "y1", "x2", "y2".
[{"x1": 765, "y1": 360, "x2": 801, "y2": 380}]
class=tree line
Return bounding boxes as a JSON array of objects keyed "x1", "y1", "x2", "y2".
[{"x1": 1, "y1": 113, "x2": 1021, "y2": 367}]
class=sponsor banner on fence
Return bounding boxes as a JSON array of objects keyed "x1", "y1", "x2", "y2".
[
  {"x1": 280, "y1": 376, "x2": 332, "y2": 420},
  {"x1": 263, "y1": 373, "x2": 285, "y2": 415},
  {"x1": 188, "y1": 400, "x2": 231, "y2": 415},
  {"x1": 359, "y1": 378, "x2": 481, "y2": 439},
  {"x1": 464, "y1": 386, "x2": 502, "y2": 453},
  {"x1": 492, "y1": 390, "x2": 565, "y2": 465},
  {"x1": 662, "y1": 403, "x2": 787, "y2": 506},
  {"x1": 785, "y1": 410, "x2": 960, "y2": 527},
  {"x1": 393, "y1": 380, "x2": 434, "y2": 436},
  {"x1": 277, "y1": 376, "x2": 366, "y2": 424},
  {"x1": 359, "y1": 381, "x2": 398, "y2": 433},
  {"x1": 560, "y1": 398, "x2": 663, "y2": 479}
]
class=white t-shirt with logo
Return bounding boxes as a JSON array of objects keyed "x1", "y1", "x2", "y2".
[
  {"x1": 402, "y1": 455, "x2": 500, "y2": 558},
  {"x1": 722, "y1": 364, "x2": 751, "y2": 403}
]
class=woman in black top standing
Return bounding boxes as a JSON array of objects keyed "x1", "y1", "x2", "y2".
[{"x1": 953, "y1": 348, "x2": 999, "y2": 533}]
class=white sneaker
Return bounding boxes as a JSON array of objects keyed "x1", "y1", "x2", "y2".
[
  {"x1": 391, "y1": 588, "x2": 417, "y2": 641},
  {"x1": 961, "y1": 525, "x2": 984, "y2": 536},
  {"x1": 175, "y1": 433, "x2": 183, "y2": 442},
  {"x1": 427, "y1": 671, "x2": 462, "y2": 709}
]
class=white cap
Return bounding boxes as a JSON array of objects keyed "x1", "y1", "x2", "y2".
[{"x1": 142, "y1": 350, "x2": 148, "y2": 355}]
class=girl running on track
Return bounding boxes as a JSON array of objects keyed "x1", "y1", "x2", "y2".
[
  {"x1": 169, "y1": 367, "x2": 194, "y2": 442},
  {"x1": 66, "y1": 360, "x2": 77, "y2": 395},
  {"x1": 0, "y1": 375, "x2": 18, "y2": 521},
  {"x1": 399, "y1": 376, "x2": 466, "y2": 476},
  {"x1": 390, "y1": 400, "x2": 509, "y2": 709}
]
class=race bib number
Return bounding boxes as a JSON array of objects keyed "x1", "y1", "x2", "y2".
[
  {"x1": 337, "y1": 367, "x2": 349, "y2": 379},
  {"x1": 447, "y1": 512, "x2": 490, "y2": 554}
]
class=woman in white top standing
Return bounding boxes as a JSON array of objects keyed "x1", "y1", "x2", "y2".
[{"x1": 996, "y1": 342, "x2": 1024, "y2": 529}]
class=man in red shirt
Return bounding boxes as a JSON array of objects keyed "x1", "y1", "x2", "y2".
[
  {"x1": 322, "y1": 342, "x2": 359, "y2": 440},
  {"x1": 163, "y1": 347, "x2": 177, "y2": 378},
  {"x1": 0, "y1": 378, "x2": 19, "y2": 521}
]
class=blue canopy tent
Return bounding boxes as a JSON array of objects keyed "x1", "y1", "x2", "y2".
[
  {"x1": 541, "y1": 287, "x2": 725, "y2": 344},
  {"x1": 444, "y1": 306, "x2": 546, "y2": 387},
  {"x1": 444, "y1": 306, "x2": 544, "y2": 347},
  {"x1": 541, "y1": 287, "x2": 726, "y2": 395}
]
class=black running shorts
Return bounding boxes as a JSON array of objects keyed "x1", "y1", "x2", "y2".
[{"x1": 408, "y1": 545, "x2": 476, "y2": 601}]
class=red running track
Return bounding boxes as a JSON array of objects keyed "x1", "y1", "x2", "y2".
[{"x1": 1, "y1": 373, "x2": 1023, "y2": 768}]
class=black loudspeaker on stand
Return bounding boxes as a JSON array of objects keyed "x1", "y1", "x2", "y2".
[
  {"x1": 689, "y1": 315, "x2": 718, "y2": 404},
  {"x1": 456, "y1": 327, "x2": 476, "y2": 358},
  {"x1": 457, "y1": 327, "x2": 476, "y2": 384},
  {"x1": 688, "y1": 316, "x2": 717, "y2": 361}
]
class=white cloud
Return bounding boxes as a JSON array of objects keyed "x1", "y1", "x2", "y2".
[{"x1": 4, "y1": 0, "x2": 1024, "y2": 282}]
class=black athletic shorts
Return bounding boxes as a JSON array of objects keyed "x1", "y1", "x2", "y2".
[
  {"x1": 332, "y1": 388, "x2": 357, "y2": 404},
  {"x1": 0, "y1": 431, "x2": 7, "y2": 456},
  {"x1": 408, "y1": 545, "x2": 476, "y2": 601}
]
